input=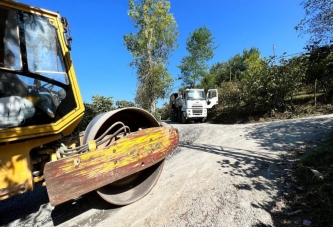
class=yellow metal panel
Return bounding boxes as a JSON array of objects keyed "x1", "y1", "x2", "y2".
[
  {"x1": 0, "y1": 1, "x2": 59, "y2": 17},
  {"x1": 0, "y1": 134, "x2": 61, "y2": 200}
]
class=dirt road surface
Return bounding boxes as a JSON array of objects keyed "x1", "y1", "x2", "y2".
[{"x1": 1, "y1": 114, "x2": 333, "y2": 227}]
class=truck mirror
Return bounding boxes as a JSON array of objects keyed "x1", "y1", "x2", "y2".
[{"x1": 61, "y1": 17, "x2": 72, "y2": 50}]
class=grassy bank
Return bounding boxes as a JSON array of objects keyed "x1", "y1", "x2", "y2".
[
  {"x1": 208, "y1": 95, "x2": 333, "y2": 124},
  {"x1": 271, "y1": 133, "x2": 333, "y2": 227}
]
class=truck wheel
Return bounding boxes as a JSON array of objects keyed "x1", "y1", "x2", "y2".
[
  {"x1": 178, "y1": 110, "x2": 182, "y2": 123},
  {"x1": 181, "y1": 113, "x2": 187, "y2": 124},
  {"x1": 170, "y1": 114, "x2": 174, "y2": 122}
]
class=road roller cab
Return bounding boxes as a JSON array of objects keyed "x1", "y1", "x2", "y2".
[{"x1": 0, "y1": 1, "x2": 178, "y2": 206}]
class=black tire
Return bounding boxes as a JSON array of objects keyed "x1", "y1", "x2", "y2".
[
  {"x1": 181, "y1": 113, "x2": 187, "y2": 124},
  {"x1": 201, "y1": 118, "x2": 206, "y2": 123},
  {"x1": 178, "y1": 110, "x2": 182, "y2": 123}
]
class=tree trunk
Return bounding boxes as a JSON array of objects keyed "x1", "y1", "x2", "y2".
[
  {"x1": 314, "y1": 78, "x2": 317, "y2": 109},
  {"x1": 150, "y1": 97, "x2": 156, "y2": 114}
]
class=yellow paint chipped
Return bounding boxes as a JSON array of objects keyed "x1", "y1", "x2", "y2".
[{"x1": 52, "y1": 127, "x2": 176, "y2": 179}]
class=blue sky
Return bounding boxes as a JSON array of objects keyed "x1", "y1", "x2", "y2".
[{"x1": 22, "y1": 0, "x2": 308, "y2": 107}]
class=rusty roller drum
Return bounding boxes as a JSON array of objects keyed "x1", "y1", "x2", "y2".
[{"x1": 83, "y1": 107, "x2": 165, "y2": 205}]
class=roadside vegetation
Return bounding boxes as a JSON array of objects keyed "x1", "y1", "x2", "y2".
[
  {"x1": 287, "y1": 132, "x2": 333, "y2": 227},
  {"x1": 203, "y1": 44, "x2": 333, "y2": 125}
]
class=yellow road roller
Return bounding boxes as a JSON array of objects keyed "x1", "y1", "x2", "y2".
[{"x1": 0, "y1": 0, "x2": 179, "y2": 206}]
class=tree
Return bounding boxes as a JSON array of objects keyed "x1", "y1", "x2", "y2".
[
  {"x1": 90, "y1": 95, "x2": 115, "y2": 113},
  {"x1": 199, "y1": 72, "x2": 216, "y2": 91},
  {"x1": 178, "y1": 26, "x2": 217, "y2": 87},
  {"x1": 209, "y1": 62, "x2": 230, "y2": 85},
  {"x1": 210, "y1": 47, "x2": 261, "y2": 86},
  {"x1": 156, "y1": 102, "x2": 169, "y2": 120},
  {"x1": 74, "y1": 103, "x2": 95, "y2": 133},
  {"x1": 305, "y1": 45, "x2": 333, "y2": 96},
  {"x1": 281, "y1": 56, "x2": 307, "y2": 107},
  {"x1": 75, "y1": 95, "x2": 115, "y2": 133},
  {"x1": 240, "y1": 51, "x2": 271, "y2": 112},
  {"x1": 296, "y1": 0, "x2": 333, "y2": 46},
  {"x1": 115, "y1": 100, "x2": 135, "y2": 108},
  {"x1": 124, "y1": 0, "x2": 178, "y2": 113}
]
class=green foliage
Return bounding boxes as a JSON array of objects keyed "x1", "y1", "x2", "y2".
[
  {"x1": 152, "y1": 111, "x2": 161, "y2": 121},
  {"x1": 124, "y1": 0, "x2": 178, "y2": 113},
  {"x1": 295, "y1": 0, "x2": 333, "y2": 46},
  {"x1": 210, "y1": 47, "x2": 261, "y2": 85},
  {"x1": 305, "y1": 45, "x2": 333, "y2": 97},
  {"x1": 242, "y1": 54, "x2": 308, "y2": 112},
  {"x1": 178, "y1": 26, "x2": 217, "y2": 87},
  {"x1": 115, "y1": 100, "x2": 135, "y2": 108},
  {"x1": 74, "y1": 103, "x2": 95, "y2": 133},
  {"x1": 279, "y1": 55, "x2": 308, "y2": 107},
  {"x1": 210, "y1": 62, "x2": 230, "y2": 84},
  {"x1": 156, "y1": 102, "x2": 170, "y2": 120},
  {"x1": 219, "y1": 82, "x2": 242, "y2": 109},
  {"x1": 240, "y1": 56, "x2": 271, "y2": 112},
  {"x1": 74, "y1": 95, "x2": 115, "y2": 133},
  {"x1": 210, "y1": 48, "x2": 309, "y2": 115},
  {"x1": 301, "y1": 138, "x2": 333, "y2": 168},
  {"x1": 90, "y1": 95, "x2": 115, "y2": 113},
  {"x1": 200, "y1": 72, "x2": 216, "y2": 91},
  {"x1": 292, "y1": 132, "x2": 333, "y2": 226}
]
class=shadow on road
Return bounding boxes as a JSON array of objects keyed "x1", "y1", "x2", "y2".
[
  {"x1": 179, "y1": 142, "x2": 290, "y2": 226},
  {"x1": 0, "y1": 185, "x2": 49, "y2": 226},
  {"x1": 245, "y1": 116, "x2": 333, "y2": 152},
  {"x1": 177, "y1": 115, "x2": 333, "y2": 226},
  {"x1": 50, "y1": 192, "x2": 120, "y2": 226},
  {"x1": 0, "y1": 185, "x2": 120, "y2": 227}
]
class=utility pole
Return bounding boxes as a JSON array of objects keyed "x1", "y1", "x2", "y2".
[{"x1": 273, "y1": 44, "x2": 276, "y2": 65}]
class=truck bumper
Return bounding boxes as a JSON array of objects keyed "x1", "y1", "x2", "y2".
[{"x1": 185, "y1": 109, "x2": 207, "y2": 118}]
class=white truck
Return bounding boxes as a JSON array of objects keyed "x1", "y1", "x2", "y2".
[{"x1": 169, "y1": 88, "x2": 218, "y2": 123}]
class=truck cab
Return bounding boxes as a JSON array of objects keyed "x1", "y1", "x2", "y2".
[{"x1": 170, "y1": 88, "x2": 218, "y2": 123}]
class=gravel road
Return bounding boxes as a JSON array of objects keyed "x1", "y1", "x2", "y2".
[{"x1": 1, "y1": 114, "x2": 333, "y2": 227}]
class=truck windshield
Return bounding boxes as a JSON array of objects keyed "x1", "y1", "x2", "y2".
[{"x1": 187, "y1": 90, "x2": 206, "y2": 100}]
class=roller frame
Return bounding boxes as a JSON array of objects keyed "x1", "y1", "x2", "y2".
[{"x1": 44, "y1": 126, "x2": 178, "y2": 206}]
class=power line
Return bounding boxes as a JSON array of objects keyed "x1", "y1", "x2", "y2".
[
  {"x1": 171, "y1": 50, "x2": 310, "y2": 91},
  {"x1": 274, "y1": 50, "x2": 308, "y2": 60}
]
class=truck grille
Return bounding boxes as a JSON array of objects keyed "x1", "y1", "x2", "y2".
[{"x1": 192, "y1": 109, "x2": 203, "y2": 115}]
